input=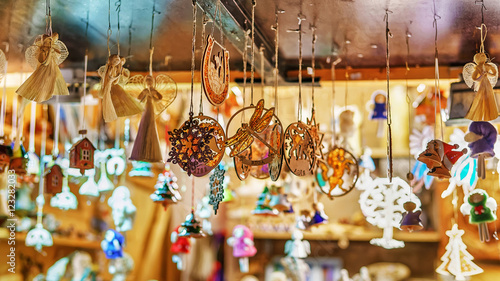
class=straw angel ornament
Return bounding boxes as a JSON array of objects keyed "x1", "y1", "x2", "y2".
[
  {"x1": 17, "y1": 33, "x2": 69, "y2": 102},
  {"x1": 463, "y1": 24, "x2": 499, "y2": 121}
]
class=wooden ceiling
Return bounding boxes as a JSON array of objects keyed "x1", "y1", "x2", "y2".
[{"x1": 0, "y1": 0, "x2": 499, "y2": 79}]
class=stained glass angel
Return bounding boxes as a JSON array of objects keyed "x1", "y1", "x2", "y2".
[
  {"x1": 463, "y1": 25, "x2": 499, "y2": 121},
  {"x1": 127, "y1": 74, "x2": 177, "y2": 162},
  {"x1": 17, "y1": 33, "x2": 69, "y2": 102},
  {"x1": 98, "y1": 55, "x2": 143, "y2": 122}
]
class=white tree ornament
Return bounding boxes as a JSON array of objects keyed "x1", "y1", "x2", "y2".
[
  {"x1": 358, "y1": 177, "x2": 421, "y2": 249},
  {"x1": 436, "y1": 224, "x2": 483, "y2": 280}
]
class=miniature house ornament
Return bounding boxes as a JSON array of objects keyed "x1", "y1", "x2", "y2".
[
  {"x1": 108, "y1": 186, "x2": 137, "y2": 232},
  {"x1": 171, "y1": 225, "x2": 191, "y2": 270},
  {"x1": 69, "y1": 130, "x2": 96, "y2": 175},
  {"x1": 44, "y1": 163, "x2": 64, "y2": 195},
  {"x1": 227, "y1": 225, "x2": 257, "y2": 273},
  {"x1": 101, "y1": 229, "x2": 125, "y2": 259},
  {"x1": 465, "y1": 121, "x2": 497, "y2": 179},
  {"x1": 460, "y1": 189, "x2": 497, "y2": 242}
]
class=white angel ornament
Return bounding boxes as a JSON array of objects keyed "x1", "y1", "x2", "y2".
[
  {"x1": 463, "y1": 26, "x2": 499, "y2": 121},
  {"x1": 17, "y1": 33, "x2": 69, "y2": 102},
  {"x1": 284, "y1": 230, "x2": 310, "y2": 259},
  {"x1": 108, "y1": 186, "x2": 136, "y2": 232}
]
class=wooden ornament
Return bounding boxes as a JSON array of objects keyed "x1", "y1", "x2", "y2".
[
  {"x1": 44, "y1": 164, "x2": 64, "y2": 195},
  {"x1": 98, "y1": 55, "x2": 143, "y2": 122},
  {"x1": 315, "y1": 147, "x2": 359, "y2": 198},
  {"x1": 17, "y1": 33, "x2": 69, "y2": 103},
  {"x1": 0, "y1": 144, "x2": 13, "y2": 173},
  {"x1": 306, "y1": 110, "x2": 324, "y2": 168},
  {"x1": 128, "y1": 74, "x2": 177, "y2": 163},
  {"x1": 283, "y1": 121, "x2": 315, "y2": 177},
  {"x1": 202, "y1": 35, "x2": 230, "y2": 106},
  {"x1": 69, "y1": 131, "x2": 96, "y2": 175},
  {"x1": 234, "y1": 147, "x2": 251, "y2": 180}
]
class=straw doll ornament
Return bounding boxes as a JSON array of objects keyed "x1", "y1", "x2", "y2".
[
  {"x1": 465, "y1": 121, "x2": 497, "y2": 179},
  {"x1": 17, "y1": 33, "x2": 69, "y2": 103},
  {"x1": 463, "y1": 25, "x2": 499, "y2": 121},
  {"x1": 460, "y1": 189, "x2": 497, "y2": 242}
]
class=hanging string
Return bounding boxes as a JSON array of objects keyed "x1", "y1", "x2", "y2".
[
  {"x1": 477, "y1": 0, "x2": 486, "y2": 25},
  {"x1": 45, "y1": 0, "x2": 52, "y2": 36},
  {"x1": 199, "y1": 13, "x2": 209, "y2": 114},
  {"x1": 0, "y1": 43, "x2": 8, "y2": 141},
  {"x1": 81, "y1": 3, "x2": 90, "y2": 132},
  {"x1": 114, "y1": 119, "x2": 120, "y2": 149},
  {"x1": 128, "y1": 17, "x2": 133, "y2": 58},
  {"x1": 311, "y1": 25, "x2": 316, "y2": 114},
  {"x1": 260, "y1": 45, "x2": 265, "y2": 99},
  {"x1": 297, "y1": 15, "x2": 304, "y2": 121},
  {"x1": 11, "y1": 83, "x2": 17, "y2": 140},
  {"x1": 250, "y1": 0, "x2": 256, "y2": 106},
  {"x1": 479, "y1": 24, "x2": 487, "y2": 54},
  {"x1": 149, "y1": 0, "x2": 160, "y2": 76},
  {"x1": 29, "y1": 103, "x2": 37, "y2": 152},
  {"x1": 272, "y1": 9, "x2": 283, "y2": 114},
  {"x1": 189, "y1": 0, "x2": 197, "y2": 117},
  {"x1": 37, "y1": 105, "x2": 48, "y2": 225},
  {"x1": 242, "y1": 26, "x2": 249, "y2": 122},
  {"x1": 384, "y1": 9, "x2": 393, "y2": 180},
  {"x1": 107, "y1": 0, "x2": 112, "y2": 56},
  {"x1": 405, "y1": 29, "x2": 413, "y2": 197},
  {"x1": 53, "y1": 96, "x2": 61, "y2": 157},
  {"x1": 432, "y1": 0, "x2": 444, "y2": 141},
  {"x1": 344, "y1": 41, "x2": 349, "y2": 108},
  {"x1": 115, "y1": 0, "x2": 122, "y2": 56},
  {"x1": 331, "y1": 57, "x2": 341, "y2": 147},
  {"x1": 191, "y1": 176, "x2": 195, "y2": 211}
]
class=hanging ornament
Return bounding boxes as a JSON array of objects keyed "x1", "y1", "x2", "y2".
[
  {"x1": 464, "y1": 121, "x2": 497, "y2": 179},
  {"x1": 69, "y1": 131, "x2": 96, "y2": 175},
  {"x1": 50, "y1": 177, "x2": 77, "y2": 210},
  {"x1": 101, "y1": 229, "x2": 125, "y2": 259},
  {"x1": 417, "y1": 140, "x2": 466, "y2": 179},
  {"x1": 178, "y1": 210, "x2": 206, "y2": 238},
  {"x1": 400, "y1": 201, "x2": 423, "y2": 232},
  {"x1": 202, "y1": 1, "x2": 229, "y2": 106},
  {"x1": 128, "y1": 161, "x2": 154, "y2": 177},
  {"x1": 9, "y1": 142, "x2": 28, "y2": 175},
  {"x1": 308, "y1": 202, "x2": 329, "y2": 227},
  {"x1": 168, "y1": 2, "x2": 225, "y2": 177},
  {"x1": 280, "y1": 256, "x2": 310, "y2": 281},
  {"x1": 284, "y1": 14, "x2": 315, "y2": 177},
  {"x1": 0, "y1": 144, "x2": 12, "y2": 173},
  {"x1": 44, "y1": 164, "x2": 64, "y2": 195},
  {"x1": 171, "y1": 225, "x2": 191, "y2": 270},
  {"x1": 460, "y1": 189, "x2": 497, "y2": 242},
  {"x1": 367, "y1": 90, "x2": 388, "y2": 138},
  {"x1": 108, "y1": 186, "x2": 136, "y2": 232},
  {"x1": 79, "y1": 168, "x2": 100, "y2": 197},
  {"x1": 227, "y1": 225, "x2": 257, "y2": 273},
  {"x1": 436, "y1": 224, "x2": 483, "y2": 280},
  {"x1": 359, "y1": 177, "x2": 421, "y2": 249},
  {"x1": 316, "y1": 147, "x2": 359, "y2": 198},
  {"x1": 208, "y1": 164, "x2": 225, "y2": 214},
  {"x1": 150, "y1": 165, "x2": 181, "y2": 208},
  {"x1": 252, "y1": 186, "x2": 278, "y2": 216},
  {"x1": 196, "y1": 196, "x2": 213, "y2": 235},
  {"x1": 17, "y1": 33, "x2": 69, "y2": 102},
  {"x1": 284, "y1": 229, "x2": 310, "y2": 259},
  {"x1": 26, "y1": 221, "x2": 53, "y2": 252},
  {"x1": 97, "y1": 162, "x2": 114, "y2": 193},
  {"x1": 462, "y1": 24, "x2": 498, "y2": 121},
  {"x1": 384, "y1": 10, "x2": 395, "y2": 180},
  {"x1": 268, "y1": 184, "x2": 291, "y2": 213}
]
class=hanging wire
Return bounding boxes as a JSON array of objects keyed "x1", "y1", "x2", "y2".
[
  {"x1": 45, "y1": 0, "x2": 52, "y2": 36},
  {"x1": 384, "y1": 9, "x2": 393, "y2": 180},
  {"x1": 81, "y1": 2, "x2": 90, "y2": 132},
  {"x1": 432, "y1": 0, "x2": 444, "y2": 141},
  {"x1": 107, "y1": 0, "x2": 112, "y2": 56},
  {"x1": 29, "y1": 103, "x2": 37, "y2": 152},
  {"x1": 149, "y1": 0, "x2": 160, "y2": 76},
  {"x1": 242, "y1": 25, "x2": 249, "y2": 122},
  {"x1": 290, "y1": 15, "x2": 306, "y2": 121},
  {"x1": 311, "y1": 25, "x2": 316, "y2": 115},
  {"x1": 476, "y1": 0, "x2": 486, "y2": 25},
  {"x1": 115, "y1": 0, "x2": 122, "y2": 56},
  {"x1": 344, "y1": 41, "x2": 349, "y2": 108},
  {"x1": 405, "y1": 29, "x2": 413, "y2": 197},
  {"x1": 189, "y1": 0, "x2": 197, "y2": 117},
  {"x1": 272, "y1": 9, "x2": 284, "y2": 114},
  {"x1": 37, "y1": 105, "x2": 49, "y2": 224},
  {"x1": 128, "y1": 16, "x2": 134, "y2": 58},
  {"x1": 250, "y1": 0, "x2": 256, "y2": 106},
  {"x1": 199, "y1": 13, "x2": 209, "y2": 114},
  {"x1": 260, "y1": 45, "x2": 265, "y2": 99},
  {"x1": 331, "y1": 57, "x2": 341, "y2": 147},
  {"x1": 0, "y1": 43, "x2": 8, "y2": 140},
  {"x1": 53, "y1": 96, "x2": 61, "y2": 157}
]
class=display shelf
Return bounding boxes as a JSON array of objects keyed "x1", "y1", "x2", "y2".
[
  {"x1": 252, "y1": 225, "x2": 440, "y2": 242},
  {"x1": 0, "y1": 230, "x2": 101, "y2": 249}
]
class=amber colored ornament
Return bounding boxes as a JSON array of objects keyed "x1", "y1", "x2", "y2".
[
  {"x1": 69, "y1": 130, "x2": 96, "y2": 175},
  {"x1": 283, "y1": 121, "x2": 315, "y2": 177},
  {"x1": 315, "y1": 147, "x2": 359, "y2": 198},
  {"x1": 202, "y1": 35, "x2": 230, "y2": 106},
  {"x1": 44, "y1": 164, "x2": 64, "y2": 195}
]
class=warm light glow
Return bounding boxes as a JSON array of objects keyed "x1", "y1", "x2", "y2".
[
  {"x1": 417, "y1": 84, "x2": 426, "y2": 93},
  {"x1": 231, "y1": 86, "x2": 242, "y2": 96}
]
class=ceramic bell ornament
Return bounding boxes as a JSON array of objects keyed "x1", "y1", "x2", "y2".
[
  {"x1": 465, "y1": 121, "x2": 497, "y2": 179},
  {"x1": 109, "y1": 252, "x2": 134, "y2": 281},
  {"x1": 284, "y1": 230, "x2": 311, "y2": 259},
  {"x1": 79, "y1": 168, "x2": 100, "y2": 198},
  {"x1": 227, "y1": 225, "x2": 257, "y2": 273},
  {"x1": 178, "y1": 211, "x2": 205, "y2": 238},
  {"x1": 108, "y1": 186, "x2": 136, "y2": 232},
  {"x1": 400, "y1": 201, "x2": 423, "y2": 232},
  {"x1": 171, "y1": 225, "x2": 191, "y2": 270},
  {"x1": 25, "y1": 222, "x2": 53, "y2": 252},
  {"x1": 417, "y1": 140, "x2": 466, "y2": 178},
  {"x1": 50, "y1": 177, "x2": 78, "y2": 210},
  {"x1": 368, "y1": 90, "x2": 387, "y2": 137},
  {"x1": 98, "y1": 162, "x2": 114, "y2": 193},
  {"x1": 460, "y1": 189, "x2": 497, "y2": 242},
  {"x1": 101, "y1": 229, "x2": 125, "y2": 259}
]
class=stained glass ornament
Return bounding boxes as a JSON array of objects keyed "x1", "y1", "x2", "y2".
[
  {"x1": 168, "y1": 114, "x2": 224, "y2": 177},
  {"x1": 359, "y1": 177, "x2": 421, "y2": 249},
  {"x1": 178, "y1": 211, "x2": 205, "y2": 238},
  {"x1": 316, "y1": 147, "x2": 359, "y2": 198},
  {"x1": 50, "y1": 177, "x2": 78, "y2": 210},
  {"x1": 436, "y1": 224, "x2": 483, "y2": 280},
  {"x1": 202, "y1": 35, "x2": 230, "y2": 106},
  {"x1": 460, "y1": 189, "x2": 497, "y2": 242},
  {"x1": 101, "y1": 229, "x2": 125, "y2": 259},
  {"x1": 234, "y1": 147, "x2": 251, "y2": 180},
  {"x1": 128, "y1": 161, "x2": 154, "y2": 177},
  {"x1": 227, "y1": 225, "x2": 257, "y2": 273},
  {"x1": 465, "y1": 121, "x2": 497, "y2": 179},
  {"x1": 17, "y1": 33, "x2": 69, "y2": 102},
  {"x1": 150, "y1": 165, "x2": 181, "y2": 208},
  {"x1": 25, "y1": 222, "x2": 53, "y2": 252},
  {"x1": 283, "y1": 121, "x2": 315, "y2": 177},
  {"x1": 108, "y1": 186, "x2": 136, "y2": 232},
  {"x1": 208, "y1": 164, "x2": 225, "y2": 214}
]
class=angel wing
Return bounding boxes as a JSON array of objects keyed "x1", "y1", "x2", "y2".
[
  {"x1": 0, "y1": 50, "x2": 5, "y2": 81},
  {"x1": 154, "y1": 74, "x2": 177, "y2": 114},
  {"x1": 486, "y1": 62, "x2": 498, "y2": 88},
  {"x1": 486, "y1": 197, "x2": 498, "y2": 212},
  {"x1": 25, "y1": 45, "x2": 40, "y2": 70},
  {"x1": 118, "y1": 68, "x2": 131, "y2": 85},
  {"x1": 125, "y1": 74, "x2": 146, "y2": 97},
  {"x1": 53, "y1": 39, "x2": 69, "y2": 65},
  {"x1": 463, "y1": 62, "x2": 479, "y2": 91}
]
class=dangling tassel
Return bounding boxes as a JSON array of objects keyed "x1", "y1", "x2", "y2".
[
  {"x1": 110, "y1": 83, "x2": 143, "y2": 117},
  {"x1": 102, "y1": 90, "x2": 118, "y2": 122}
]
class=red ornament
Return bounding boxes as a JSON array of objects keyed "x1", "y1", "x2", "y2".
[
  {"x1": 44, "y1": 164, "x2": 64, "y2": 195},
  {"x1": 69, "y1": 131, "x2": 96, "y2": 175}
]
